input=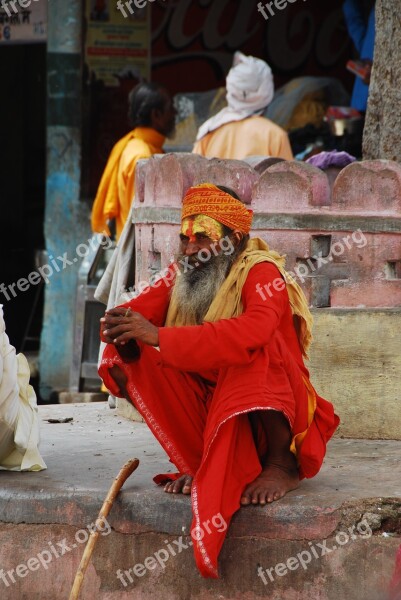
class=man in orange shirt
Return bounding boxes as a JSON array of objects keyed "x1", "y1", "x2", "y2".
[
  {"x1": 193, "y1": 52, "x2": 293, "y2": 161},
  {"x1": 91, "y1": 82, "x2": 176, "y2": 239}
]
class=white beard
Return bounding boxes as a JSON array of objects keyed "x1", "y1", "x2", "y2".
[{"x1": 172, "y1": 250, "x2": 236, "y2": 326}]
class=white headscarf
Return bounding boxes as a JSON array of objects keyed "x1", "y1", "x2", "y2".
[{"x1": 196, "y1": 52, "x2": 275, "y2": 141}]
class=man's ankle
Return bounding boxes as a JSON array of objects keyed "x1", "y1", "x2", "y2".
[{"x1": 262, "y1": 453, "x2": 298, "y2": 472}]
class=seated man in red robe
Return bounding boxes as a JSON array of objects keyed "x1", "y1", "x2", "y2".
[{"x1": 98, "y1": 184, "x2": 339, "y2": 578}]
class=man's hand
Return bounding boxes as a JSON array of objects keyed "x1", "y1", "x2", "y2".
[{"x1": 101, "y1": 307, "x2": 159, "y2": 347}]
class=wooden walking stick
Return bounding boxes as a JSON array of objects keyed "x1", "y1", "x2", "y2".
[{"x1": 69, "y1": 458, "x2": 139, "y2": 600}]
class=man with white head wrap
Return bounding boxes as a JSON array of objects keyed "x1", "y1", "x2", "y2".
[
  {"x1": 0, "y1": 305, "x2": 46, "y2": 471},
  {"x1": 193, "y1": 52, "x2": 293, "y2": 160}
]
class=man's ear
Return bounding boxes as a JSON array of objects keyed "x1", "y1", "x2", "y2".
[{"x1": 232, "y1": 230, "x2": 244, "y2": 245}]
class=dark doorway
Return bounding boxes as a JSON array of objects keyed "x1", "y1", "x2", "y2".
[{"x1": 0, "y1": 44, "x2": 46, "y2": 358}]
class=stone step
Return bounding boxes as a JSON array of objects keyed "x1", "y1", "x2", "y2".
[
  {"x1": 0, "y1": 404, "x2": 399, "y2": 599},
  {"x1": 58, "y1": 391, "x2": 108, "y2": 404}
]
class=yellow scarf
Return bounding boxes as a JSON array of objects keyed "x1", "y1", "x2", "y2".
[{"x1": 166, "y1": 237, "x2": 313, "y2": 358}]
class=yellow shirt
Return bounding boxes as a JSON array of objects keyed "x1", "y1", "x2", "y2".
[
  {"x1": 193, "y1": 116, "x2": 293, "y2": 161},
  {"x1": 91, "y1": 127, "x2": 165, "y2": 239}
]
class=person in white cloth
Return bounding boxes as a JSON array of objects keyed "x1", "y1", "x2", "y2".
[
  {"x1": 0, "y1": 305, "x2": 46, "y2": 471},
  {"x1": 193, "y1": 52, "x2": 293, "y2": 161}
]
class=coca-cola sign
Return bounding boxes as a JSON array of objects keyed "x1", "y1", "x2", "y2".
[{"x1": 151, "y1": 0, "x2": 351, "y2": 92}]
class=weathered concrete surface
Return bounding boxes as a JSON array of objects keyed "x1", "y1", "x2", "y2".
[
  {"x1": 363, "y1": 0, "x2": 401, "y2": 161},
  {"x1": 143, "y1": 153, "x2": 257, "y2": 207},
  {"x1": 333, "y1": 160, "x2": 401, "y2": 214},
  {"x1": 0, "y1": 404, "x2": 400, "y2": 599},
  {"x1": 59, "y1": 392, "x2": 108, "y2": 404},
  {"x1": 252, "y1": 160, "x2": 331, "y2": 209},
  {"x1": 308, "y1": 309, "x2": 401, "y2": 440}
]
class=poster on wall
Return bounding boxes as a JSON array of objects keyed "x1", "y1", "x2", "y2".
[
  {"x1": 85, "y1": 0, "x2": 151, "y2": 87},
  {"x1": 0, "y1": 0, "x2": 47, "y2": 44}
]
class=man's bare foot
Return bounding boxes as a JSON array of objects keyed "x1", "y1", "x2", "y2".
[
  {"x1": 164, "y1": 474, "x2": 193, "y2": 495},
  {"x1": 240, "y1": 463, "x2": 299, "y2": 506}
]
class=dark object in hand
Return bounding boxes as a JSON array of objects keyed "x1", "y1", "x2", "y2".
[{"x1": 116, "y1": 339, "x2": 140, "y2": 363}]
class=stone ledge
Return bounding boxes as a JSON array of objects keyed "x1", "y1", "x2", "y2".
[
  {"x1": 58, "y1": 392, "x2": 108, "y2": 404},
  {"x1": 2, "y1": 405, "x2": 398, "y2": 533},
  {"x1": 309, "y1": 309, "x2": 401, "y2": 439},
  {"x1": 0, "y1": 404, "x2": 399, "y2": 599}
]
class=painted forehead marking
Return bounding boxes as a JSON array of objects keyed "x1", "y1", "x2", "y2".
[{"x1": 181, "y1": 215, "x2": 224, "y2": 242}]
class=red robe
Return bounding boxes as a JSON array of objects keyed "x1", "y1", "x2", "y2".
[{"x1": 99, "y1": 262, "x2": 339, "y2": 577}]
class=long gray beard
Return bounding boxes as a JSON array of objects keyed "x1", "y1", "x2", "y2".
[{"x1": 172, "y1": 251, "x2": 237, "y2": 326}]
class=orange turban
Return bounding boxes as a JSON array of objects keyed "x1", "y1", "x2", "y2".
[{"x1": 181, "y1": 183, "x2": 253, "y2": 234}]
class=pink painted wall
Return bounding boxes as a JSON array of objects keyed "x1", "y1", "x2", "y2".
[{"x1": 133, "y1": 155, "x2": 401, "y2": 308}]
